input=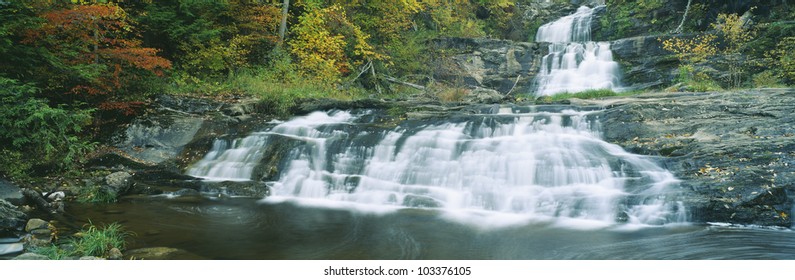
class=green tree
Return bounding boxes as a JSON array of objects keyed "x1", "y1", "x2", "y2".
[
  {"x1": 767, "y1": 36, "x2": 795, "y2": 84},
  {"x1": 0, "y1": 77, "x2": 94, "y2": 179}
]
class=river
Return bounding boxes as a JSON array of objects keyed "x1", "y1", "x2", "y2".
[{"x1": 65, "y1": 196, "x2": 795, "y2": 259}]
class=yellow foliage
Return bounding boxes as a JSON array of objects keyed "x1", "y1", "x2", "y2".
[
  {"x1": 711, "y1": 12, "x2": 755, "y2": 52},
  {"x1": 289, "y1": 4, "x2": 385, "y2": 85},
  {"x1": 660, "y1": 34, "x2": 718, "y2": 64},
  {"x1": 765, "y1": 37, "x2": 795, "y2": 83}
]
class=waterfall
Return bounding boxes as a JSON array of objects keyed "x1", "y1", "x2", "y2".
[
  {"x1": 534, "y1": 6, "x2": 622, "y2": 96},
  {"x1": 187, "y1": 108, "x2": 685, "y2": 228}
]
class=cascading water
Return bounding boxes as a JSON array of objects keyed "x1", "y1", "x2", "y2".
[
  {"x1": 187, "y1": 108, "x2": 686, "y2": 228},
  {"x1": 534, "y1": 6, "x2": 622, "y2": 96}
]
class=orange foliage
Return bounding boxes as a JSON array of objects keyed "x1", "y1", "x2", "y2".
[{"x1": 24, "y1": 4, "x2": 171, "y2": 102}]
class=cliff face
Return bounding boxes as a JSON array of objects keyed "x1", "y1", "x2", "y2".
[{"x1": 430, "y1": 37, "x2": 541, "y2": 95}]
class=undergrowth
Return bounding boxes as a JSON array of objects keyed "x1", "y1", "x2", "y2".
[{"x1": 31, "y1": 222, "x2": 131, "y2": 259}]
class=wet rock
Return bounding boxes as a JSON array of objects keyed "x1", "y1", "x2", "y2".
[
  {"x1": 108, "y1": 247, "x2": 123, "y2": 260},
  {"x1": 403, "y1": 195, "x2": 442, "y2": 208},
  {"x1": 105, "y1": 171, "x2": 133, "y2": 196},
  {"x1": 125, "y1": 247, "x2": 205, "y2": 260},
  {"x1": 24, "y1": 219, "x2": 48, "y2": 232},
  {"x1": 462, "y1": 87, "x2": 505, "y2": 104},
  {"x1": 173, "y1": 188, "x2": 201, "y2": 197},
  {"x1": 610, "y1": 35, "x2": 680, "y2": 91},
  {"x1": 200, "y1": 181, "x2": 269, "y2": 198},
  {"x1": 23, "y1": 219, "x2": 52, "y2": 245},
  {"x1": 114, "y1": 113, "x2": 206, "y2": 164},
  {"x1": 595, "y1": 88, "x2": 795, "y2": 226},
  {"x1": 292, "y1": 98, "x2": 388, "y2": 116},
  {"x1": 0, "y1": 199, "x2": 25, "y2": 234},
  {"x1": 615, "y1": 211, "x2": 630, "y2": 223},
  {"x1": 29, "y1": 228, "x2": 52, "y2": 240},
  {"x1": 0, "y1": 242, "x2": 23, "y2": 256},
  {"x1": 12, "y1": 252, "x2": 49, "y2": 260},
  {"x1": 0, "y1": 179, "x2": 24, "y2": 205},
  {"x1": 79, "y1": 256, "x2": 105, "y2": 260}
]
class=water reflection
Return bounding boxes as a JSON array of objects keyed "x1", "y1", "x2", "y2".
[{"x1": 63, "y1": 197, "x2": 795, "y2": 260}]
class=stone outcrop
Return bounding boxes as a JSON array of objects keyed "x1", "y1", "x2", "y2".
[
  {"x1": 431, "y1": 37, "x2": 541, "y2": 95},
  {"x1": 0, "y1": 199, "x2": 25, "y2": 236},
  {"x1": 582, "y1": 88, "x2": 795, "y2": 226},
  {"x1": 610, "y1": 35, "x2": 680, "y2": 90}
]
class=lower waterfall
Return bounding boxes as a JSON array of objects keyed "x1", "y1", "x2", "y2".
[{"x1": 187, "y1": 107, "x2": 686, "y2": 228}]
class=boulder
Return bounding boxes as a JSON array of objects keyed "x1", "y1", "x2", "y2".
[
  {"x1": 107, "y1": 247, "x2": 123, "y2": 260},
  {"x1": 462, "y1": 87, "x2": 505, "y2": 104},
  {"x1": 0, "y1": 179, "x2": 24, "y2": 205},
  {"x1": 24, "y1": 218, "x2": 49, "y2": 232},
  {"x1": 105, "y1": 171, "x2": 133, "y2": 196},
  {"x1": 114, "y1": 113, "x2": 206, "y2": 165}
]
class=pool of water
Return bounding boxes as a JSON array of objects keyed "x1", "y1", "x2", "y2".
[{"x1": 59, "y1": 196, "x2": 795, "y2": 260}]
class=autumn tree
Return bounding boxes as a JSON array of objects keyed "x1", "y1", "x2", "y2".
[
  {"x1": 23, "y1": 3, "x2": 171, "y2": 114},
  {"x1": 288, "y1": 4, "x2": 382, "y2": 85},
  {"x1": 711, "y1": 11, "x2": 755, "y2": 88},
  {"x1": 136, "y1": 1, "x2": 280, "y2": 79}
]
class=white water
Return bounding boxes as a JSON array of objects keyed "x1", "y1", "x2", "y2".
[
  {"x1": 534, "y1": 6, "x2": 622, "y2": 96},
  {"x1": 187, "y1": 109, "x2": 685, "y2": 228},
  {"x1": 187, "y1": 111, "x2": 356, "y2": 181}
]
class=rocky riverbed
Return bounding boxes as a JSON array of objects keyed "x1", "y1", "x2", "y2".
[
  {"x1": 109, "y1": 88, "x2": 795, "y2": 227},
  {"x1": 2, "y1": 88, "x2": 794, "y2": 260}
]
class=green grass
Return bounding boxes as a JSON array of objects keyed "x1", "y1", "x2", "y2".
[
  {"x1": 31, "y1": 244, "x2": 70, "y2": 260},
  {"x1": 231, "y1": 68, "x2": 364, "y2": 116},
  {"x1": 76, "y1": 184, "x2": 118, "y2": 204},
  {"x1": 548, "y1": 89, "x2": 619, "y2": 100},
  {"x1": 73, "y1": 222, "x2": 129, "y2": 257},
  {"x1": 29, "y1": 222, "x2": 131, "y2": 259}
]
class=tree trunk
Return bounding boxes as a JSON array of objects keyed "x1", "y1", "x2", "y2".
[
  {"x1": 279, "y1": 0, "x2": 290, "y2": 44},
  {"x1": 674, "y1": 0, "x2": 693, "y2": 34}
]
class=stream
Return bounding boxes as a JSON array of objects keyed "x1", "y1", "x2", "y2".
[{"x1": 65, "y1": 196, "x2": 795, "y2": 260}]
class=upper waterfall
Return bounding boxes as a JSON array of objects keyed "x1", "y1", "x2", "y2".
[{"x1": 534, "y1": 6, "x2": 622, "y2": 96}]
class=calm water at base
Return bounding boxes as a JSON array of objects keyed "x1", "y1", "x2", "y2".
[{"x1": 63, "y1": 196, "x2": 795, "y2": 260}]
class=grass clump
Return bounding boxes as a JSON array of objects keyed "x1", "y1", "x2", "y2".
[
  {"x1": 534, "y1": 88, "x2": 631, "y2": 102},
  {"x1": 31, "y1": 222, "x2": 131, "y2": 259},
  {"x1": 76, "y1": 183, "x2": 118, "y2": 204}
]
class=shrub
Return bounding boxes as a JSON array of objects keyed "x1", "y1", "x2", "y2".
[
  {"x1": 767, "y1": 37, "x2": 795, "y2": 84},
  {"x1": 0, "y1": 77, "x2": 94, "y2": 179},
  {"x1": 752, "y1": 71, "x2": 785, "y2": 88}
]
